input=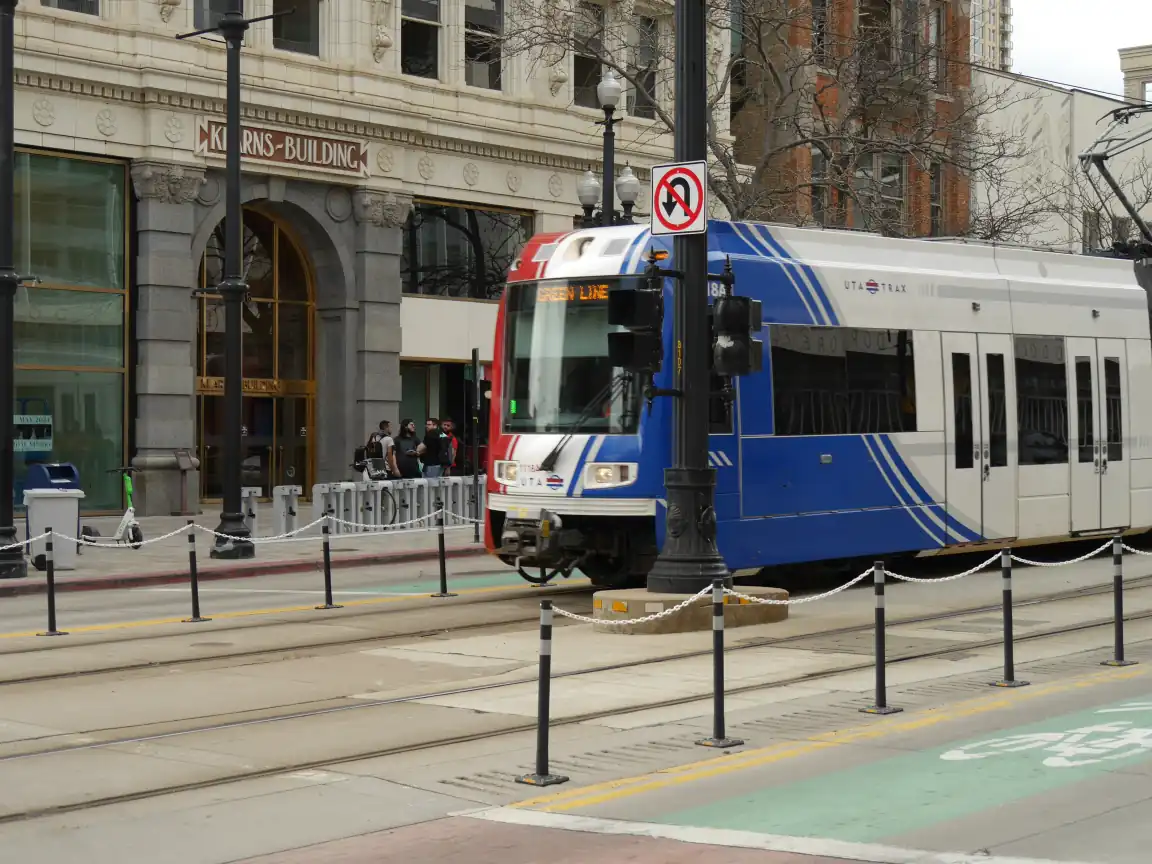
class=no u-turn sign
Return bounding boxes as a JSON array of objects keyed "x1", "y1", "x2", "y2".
[{"x1": 650, "y1": 160, "x2": 708, "y2": 236}]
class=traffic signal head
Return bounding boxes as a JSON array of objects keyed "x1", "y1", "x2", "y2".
[
  {"x1": 608, "y1": 279, "x2": 664, "y2": 374},
  {"x1": 711, "y1": 294, "x2": 763, "y2": 377}
]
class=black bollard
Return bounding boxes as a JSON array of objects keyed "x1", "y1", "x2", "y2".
[
  {"x1": 431, "y1": 510, "x2": 456, "y2": 598},
  {"x1": 184, "y1": 520, "x2": 210, "y2": 623},
  {"x1": 1103, "y1": 535, "x2": 1137, "y2": 667},
  {"x1": 315, "y1": 521, "x2": 342, "y2": 610},
  {"x1": 861, "y1": 561, "x2": 900, "y2": 714},
  {"x1": 515, "y1": 600, "x2": 568, "y2": 787},
  {"x1": 38, "y1": 528, "x2": 67, "y2": 637},
  {"x1": 698, "y1": 578, "x2": 744, "y2": 748},
  {"x1": 991, "y1": 548, "x2": 1029, "y2": 688}
]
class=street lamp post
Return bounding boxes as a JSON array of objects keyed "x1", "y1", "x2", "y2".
[
  {"x1": 0, "y1": 0, "x2": 27, "y2": 578},
  {"x1": 575, "y1": 71, "x2": 640, "y2": 228},
  {"x1": 179, "y1": 0, "x2": 293, "y2": 560}
]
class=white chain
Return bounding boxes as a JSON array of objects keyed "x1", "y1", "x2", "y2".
[
  {"x1": 886, "y1": 552, "x2": 1002, "y2": 584},
  {"x1": 724, "y1": 569, "x2": 873, "y2": 606},
  {"x1": 326, "y1": 510, "x2": 443, "y2": 532},
  {"x1": 53, "y1": 523, "x2": 193, "y2": 549},
  {"x1": 1011, "y1": 540, "x2": 1112, "y2": 568},
  {"x1": 552, "y1": 585, "x2": 713, "y2": 626},
  {"x1": 1123, "y1": 543, "x2": 1152, "y2": 557},
  {"x1": 0, "y1": 532, "x2": 50, "y2": 553}
]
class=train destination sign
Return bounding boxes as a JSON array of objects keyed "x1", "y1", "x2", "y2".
[
  {"x1": 535, "y1": 281, "x2": 612, "y2": 303},
  {"x1": 195, "y1": 119, "x2": 370, "y2": 178}
]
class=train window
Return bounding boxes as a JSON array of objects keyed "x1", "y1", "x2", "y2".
[
  {"x1": 1014, "y1": 336, "x2": 1069, "y2": 466},
  {"x1": 768, "y1": 325, "x2": 916, "y2": 436},
  {"x1": 1074, "y1": 357, "x2": 1094, "y2": 463},
  {"x1": 952, "y1": 353, "x2": 973, "y2": 469},
  {"x1": 709, "y1": 371, "x2": 734, "y2": 434},
  {"x1": 1104, "y1": 357, "x2": 1123, "y2": 462},
  {"x1": 986, "y1": 353, "x2": 1008, "y2": 467}
]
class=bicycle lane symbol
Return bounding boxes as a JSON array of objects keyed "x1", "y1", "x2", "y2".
[{"x1": 940, "y1": 703, "x2": 1152, "y2": 769}]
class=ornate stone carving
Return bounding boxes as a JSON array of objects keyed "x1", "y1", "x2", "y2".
[
  {"x1": 325, "y1": 187, "x2": 353, "y2": 222},
  {"x1": 371, "y1": 0, "x2": 394, "y2": 62},
  {"x1": 417, "y1": 154, "x2": 435, "y2": 180},
  {"x1": 131, "y1": 161, "x2": 206, "y2": 204},
  {"x1": 352, "y1": 189, "x2": 413, "y2": 228},
  {"x1": 158, "y1": 0, "x2": 180, "y2": 21},
  {"x1": 547, "y1": 173, "x2": 563, "y2": 198},
  {"x1": 197, "y1": 174, "x2": 222, "y2": 206},
  {"x1": 463, "y1": 162, "x2": 479, "y2": 186},
  {"x1": 32, "y1": 97, "x2": 54, "y2": 127},
  {"x1": 165, "y1": 115, "x2": 185, "y2": 143},
  {"x1": 376, "y1": 147, "x2": 395, "y2": 173},
  {"x1": 506, "y1": 170, "x2": 522, "y2": 193},
  {"x1": 548, "y1": 65, "x2": 568, "y2": 97},
  {"x1": 95, "y1": 108, "x2": 117, "y2": 137}
]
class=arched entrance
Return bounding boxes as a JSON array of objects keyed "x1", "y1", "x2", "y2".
[{"x1": 195, "y1": 207, "x2": 315, "y2": 499}]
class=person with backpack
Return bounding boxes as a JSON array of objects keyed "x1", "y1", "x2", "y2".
[
  {"x1": 393, "y1": 418, "x2": 422, "y2": 479},
  {"x1": 440, "y1": 417, "x2": 460, "y2": 476},
  {"x1": 417, "y1": 417, "x2": 453, "y2": 478}
]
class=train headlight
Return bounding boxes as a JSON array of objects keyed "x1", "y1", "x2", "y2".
[
  {"x1": 585, "y1": 463, "x2": 637, "y2": 489},
  {"x1": 495, "y1": 460, "x2": 520, "y2": 486}
]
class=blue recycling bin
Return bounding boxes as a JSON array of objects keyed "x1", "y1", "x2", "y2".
[{"x1": 23, "y1": 463, "x2": 83, "y2": 548}]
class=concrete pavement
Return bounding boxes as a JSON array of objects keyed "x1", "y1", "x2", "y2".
[{"x1": 2, "y1": 505, "x2": 488, "y2": 597}]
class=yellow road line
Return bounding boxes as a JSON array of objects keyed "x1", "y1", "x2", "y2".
[
  {"x1": 0, "y1": 578, "x2": 590, "y2": 639},
  {"x1": 514, "y1": 666, "x2": 1146, "y2": 813}
]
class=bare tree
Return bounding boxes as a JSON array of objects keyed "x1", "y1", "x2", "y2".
[{"x1": 503, "y1": 0, "x2": 1031, "y2": 233}]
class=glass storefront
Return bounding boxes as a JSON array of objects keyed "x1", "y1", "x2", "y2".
[
  {"x1": 195, "y1": 208, "x2": 316, "y2": 499},
  {"x1": 11, "y1": 152, "x2": 128, "y2": 513}
]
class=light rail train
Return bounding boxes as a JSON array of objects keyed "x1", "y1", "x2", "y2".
[{"x1": 483, "y1": 220, "x2": 1152, "y2": 588}]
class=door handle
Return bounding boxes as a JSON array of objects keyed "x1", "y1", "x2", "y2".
[{"x1": 983, "y1": 462, "x2": 990, "y2": 481}]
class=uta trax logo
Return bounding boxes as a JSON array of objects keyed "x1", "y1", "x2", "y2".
[
  {"x1": 545, "y1": 475, "x2": 564, "y2": 490},
  {"x1": 844, "y1": 277, "x2": 907, "y2": 295}
]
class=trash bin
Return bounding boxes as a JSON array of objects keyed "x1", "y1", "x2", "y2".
[{"x1": 23, "y1": 463, "x2": 84, "y2": 571}]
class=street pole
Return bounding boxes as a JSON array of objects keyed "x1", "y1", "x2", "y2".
[
  {"x1": 210, "y1": 0, "x2": 253, "y2": 559},
  {"x1": 646, "y1": 0, "x2": 728, "y2": 593},
  {"x1": 601, "y1": 108, "x2": 615, "y2": 227},
  {"x1": 0, "y1": 0, "x2": 27, "y2": 579}
]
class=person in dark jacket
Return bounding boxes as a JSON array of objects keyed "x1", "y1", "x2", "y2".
[
  {"x1": 393, "y1": 419, "x2": 422, "y2": 479},
  {"x1": 418, "y1": 417, "x2": 448, "y2": 478}
]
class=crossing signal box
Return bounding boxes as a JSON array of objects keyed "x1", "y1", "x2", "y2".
[
  {"x1": 607, "y1": 263, "x2": 664, "y2": 373},
  {"x1": 711, "y1": 294, "x2": 763, "y2": 377}
]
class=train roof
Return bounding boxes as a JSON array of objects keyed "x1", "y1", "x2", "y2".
[{"x1": 514, "y1": 221, "x2": 1151, "y2": 341}]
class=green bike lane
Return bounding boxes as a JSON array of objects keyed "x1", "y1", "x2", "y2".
[{"x1": 515, "y1": 667, "x2": 1152, "y2": 863}]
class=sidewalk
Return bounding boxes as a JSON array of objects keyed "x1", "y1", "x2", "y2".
[{"x1": 2, "y1": 505, "x2": 489, "y2": 597}]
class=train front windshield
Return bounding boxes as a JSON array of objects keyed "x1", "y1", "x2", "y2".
[{"x1": 504, "y1": 278, "x2": 642, "y2": 435}]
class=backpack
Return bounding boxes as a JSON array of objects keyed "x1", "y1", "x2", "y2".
[{"x1": 438, "y1": 432, "x2": 454, "y2": 466}]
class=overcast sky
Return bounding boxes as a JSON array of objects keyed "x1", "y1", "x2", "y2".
[{"x1": 1011, "y1": 0, "x2": 1152, "y2": 98}]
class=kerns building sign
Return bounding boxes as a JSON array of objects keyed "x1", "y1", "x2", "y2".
[{"x1": 195, "y1": 119, "x2": 370, "y2": 178}]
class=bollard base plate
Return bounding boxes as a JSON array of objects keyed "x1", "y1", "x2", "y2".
[
  {"x1": 1102, "y1": 659, "x2": 1138, "y2": 667},
  {"x1": 183, "y1": 616, "x2": 212, "y2": 623},
  {"x1": 991, "y1": 679, "x2": 1030, "y2": 688},
  {"x1": 696, "y1": 736, "x2": 744, "y2": 749},
  {"x1": 315, "y1": 604, "x2": 344, "y2": 610},
  {"x1": 515, "y1": 772, "x2": 569, "y2": 787},
  {"x1": 37, "y1": 630, "x2": 68, "y2": 637},
  {"x1": 860, "y1": 705, "x2": 903, "y2": 715},
  {"x1": 431, "y1": 592, "x2": 458, "y2": 598}
]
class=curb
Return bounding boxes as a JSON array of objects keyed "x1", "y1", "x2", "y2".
[{"x1": 0, "y1": 544, "x2": 492, "y2": 598}]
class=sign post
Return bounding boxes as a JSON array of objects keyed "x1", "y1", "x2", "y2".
[{"x1": 645, "y1": 0, "x2": 730, "y2": 596}]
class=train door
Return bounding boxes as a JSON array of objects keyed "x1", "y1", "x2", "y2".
[
  {"x1": 943, "y1": 333, "x2": 1017, "y2": 540},
  {"x1": 1068, "y1": 338, "x2": 1130, "y2": 533}
]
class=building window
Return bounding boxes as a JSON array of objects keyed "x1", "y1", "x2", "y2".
[
  {"x1": 1145, "y1": 81, "x2": 1152, "y2": 104},
  {"x1": 401, "y1": 0, "x2": 440, "y2": 79},
  {"x1": 927, "y1": 2, "x2": 945, "y2": 87},
  {"x1": 929, "y1": 162, "x2": 943, "y2": 236},
  {"x1": 811, "y1": 146, "x2": 829, "y2": 224},
  {"x1": 627, "y1": 16, "x2": 659, "y2": 119},
  {"x1": 769, "y1": 325, "x2": 917, "y2": 436},
  {"x1": 1082, "y1": 208, "x2": 1103, "y2": 253},
  {"x1": 401, "y1": 201, "x2": 532, "y2": 299},
  {"x1": 1015, "y1": 336, "x2": 1068, "y2": 466},
  {"x1": 40, "y1": 0, "x2": 99, "y2": 14},
  {"x1": 194, "y1": 0, "x2": 229, "y2": 30},
  {"x1": 812, "y1": 0, "x2": 827, "y2": 62},
  {"x1": 11, "y1": 152, "x2": 128, "y2": 513},
  {"x1": 971, "y1": 2, "x2": 984, "y2": 63},
  {"x1": 273, "y1": 0, "x2": 320, "y2": 55},
  {"x1": 858, "y1": 0, "x2": 893, "y2": 65},
  {"x1": 852, "y1": 153, "x2": 906, "y2": 234},
  {"x1": 465, "y1": 0, "x2": 502, "y2": 89},
  {"x1": 573, "y1": 2, "x2": 604, "y2": 109}
]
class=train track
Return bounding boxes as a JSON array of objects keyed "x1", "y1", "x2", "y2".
[{"x1": 0, "y1": 573, "x2": 1149, "y2": 824}]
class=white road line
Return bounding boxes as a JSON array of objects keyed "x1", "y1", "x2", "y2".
[
  {"x1": 138, "y1": 587, "x2": 428, "y2": 596},
  {"x1": 466, "y1": 809, "x2": 1092, "y2": 864}
]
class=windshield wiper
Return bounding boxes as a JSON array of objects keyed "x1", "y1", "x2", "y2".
[{"x1": 539, "y1": 374, "x2": 628, "y2": 473}]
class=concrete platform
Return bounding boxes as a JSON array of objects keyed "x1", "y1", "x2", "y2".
[{"x1": 592, "y1": 586, "x2": 789, "y2": 634}]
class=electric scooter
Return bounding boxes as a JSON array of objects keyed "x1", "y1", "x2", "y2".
[{"x1": 100, "y1": 466, "x2": 144, "y2": 549}]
